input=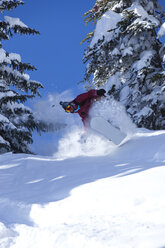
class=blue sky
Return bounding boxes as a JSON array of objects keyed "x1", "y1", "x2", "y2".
[
  {"x1": 2, "y1": 0, "x2": 165, "y2": 99},
  {"x1": 3, "y1": 0, "x2": 95, "y2": 98}
]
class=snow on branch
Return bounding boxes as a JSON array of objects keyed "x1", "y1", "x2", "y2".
[
  {"x1": 158, "y1": 22, "x2": 165, "y2": 38},
  {"x1": 0, "y1": 0, "x2": 24, "y2": 12},
  {"x1": 4, "y1": 16, "x2": 40, "y2": 36},
  {"x1": 4, "y1": 16, "x2": 27, "y2": 28}
]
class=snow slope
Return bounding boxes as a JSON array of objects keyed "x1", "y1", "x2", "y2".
[{"x1": 0, "y1": 128, "x2": 165, "y2": 248}]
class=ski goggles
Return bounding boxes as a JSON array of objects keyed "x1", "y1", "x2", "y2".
[{"x1": 66, "y1": 105, "x2": 71, "y2": 113}]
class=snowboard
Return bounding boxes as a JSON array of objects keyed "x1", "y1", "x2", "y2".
[{"x1": 90, "y1": 117, "x2": 127, "y2": 145}]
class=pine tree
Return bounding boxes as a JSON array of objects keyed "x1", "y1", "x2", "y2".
[
  {"x1": 82, "y1": 0, "x2": 165, "y2": 130},
  {"x1": 0, "y1": 0, "x2": 44, "y2": 153}
]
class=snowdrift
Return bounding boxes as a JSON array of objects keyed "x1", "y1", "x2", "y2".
[{"x1": 0, "y1": 128, "x2": 165, "y2": 247}]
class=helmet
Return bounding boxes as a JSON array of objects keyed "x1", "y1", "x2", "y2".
[
  {"x1": 60, "y1": 101, "x2": 79, "y2": 113},
  {"x1": 60, "y1": 101, "x2": 70, "y2": 111}
]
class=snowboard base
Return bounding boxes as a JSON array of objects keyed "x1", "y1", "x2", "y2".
[{"x1": 90, "y1": 117, "x2": 127, "y2": 145}]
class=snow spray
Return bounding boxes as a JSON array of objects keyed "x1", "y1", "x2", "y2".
[{"x1": 89, "y1": 97, "x2": 136, "y2": 135}]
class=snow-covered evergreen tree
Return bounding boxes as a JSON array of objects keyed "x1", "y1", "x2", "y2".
[
  {"x1": 0, "y1": 0, "x2": 44, "y2": 153},
  {"x1": 82, "y1": 0, "x2": 165, "y2": 130}
]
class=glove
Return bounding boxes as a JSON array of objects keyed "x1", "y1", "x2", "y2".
[
  {"x1": 97, "y1": 89, "x2": 106, "y2": 96},
  {"x1": 107, "y1": 85, "x2": 115, "y2": 95}
]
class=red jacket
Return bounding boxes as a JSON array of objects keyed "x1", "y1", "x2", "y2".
[{"x1": 71, "y1": 89, "x2": 100, "y2": 128}]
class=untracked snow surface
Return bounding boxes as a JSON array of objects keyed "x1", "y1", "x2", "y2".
[{"x1": 0, "y1": 126, "x2": 165, "y2": 247}]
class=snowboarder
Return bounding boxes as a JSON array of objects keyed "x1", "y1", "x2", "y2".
[{"x1": 60, "y1": 89, "x2": 106, "y2": 129}]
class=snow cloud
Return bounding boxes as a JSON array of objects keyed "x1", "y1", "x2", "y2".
[
  {"x1": 31, "y1": 91, "x2": 80, "y2": 155},
  {"x1": 33, "y1": 90, "x2": 77, "y2": 131},
  {"x1": 55, "y1": 127, "x2": 115, "y2": 159},
  {"x1": 90, "y1": 97, "x2": 136, "y2": 135}
]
